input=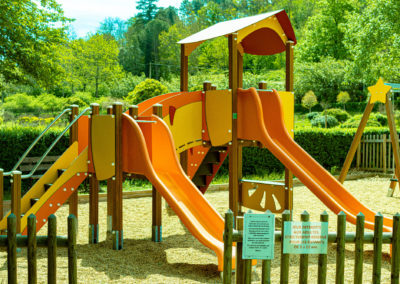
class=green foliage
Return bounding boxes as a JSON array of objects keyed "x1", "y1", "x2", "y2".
[
  {"x1": 311, "y1": 115, "x2": 339, "y2": 128},
  {"x1": 65, "y1": 92, "x2": 94, "y2": 108},
  {"x1": 1, "y1": 93, "x2": 37, "y2": 114},
  {"x1": 301, "y1": 90, "x2": 318, "y2": 112},
  {"x1": 337, "y1": 91, "x2": 351, "y2": 107},
  {"x1": 125, "y1": 79, "x2": 169, "y2": 104},
  {"x1": 0, "y1": 0, "x2": 70, "y2": 85},
  {"x1": 322, "y1": 108, "x2": 350, "y2": 122},
  {"x1": 340, "y1": 112, "x2": 387, "y2": 128},
  {"x1": 306, "y1": 112, "x2": 320, "y2": 120}
]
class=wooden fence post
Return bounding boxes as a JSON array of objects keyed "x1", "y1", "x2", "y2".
[
  {"x1": 354, "y1": 212, "x2": 365, "y2": 284},
  {"x1": 68, "y1": 214, "x2": 78, "y2": 284},
  {"x1": 258, "y1": 81, "x2": 268, "y2": 90},
  {"x1": 383, "y1": 134, "x2": 387, "y2": 174},
  {"x1": 300, "y1": 211, "x2": 310, "y2": 284},
  {"x1": 48, "y1": 215, "x2": 57, "y2": 284},
  {"x1": 152, "y1": 104, "x2": 163, "y2": 242},
  {"x1": 281, "y1": 210, "x2": 291, "y2": 283},
  {"x1": 373, "y1": 213, "x2": 383, "y2": 283},
  {"x1": 223, "y1": 210, "x2": 233, "y2": 284},
  {"x1": 7, "y1": 214, "x2": 17, "y2": 284},
  {"x1": 318, "y1": 211, "x2": 328, "y2": 284},
  {"x1": 392, "y1": 213, "x2": 400, "y2": 284},
  {"x1": 11, "y1": 171, "x2": 21, "y2": 233},
  {"x1": 236, "y1": 216, "x2": 244, "y2": 283},
  {"x1": 27, "y1": 214, "x2": 37, "y2": 284},
  {"x1": 0, "y1": 168, "x2": 3, "y2": 222},
  {"x1": 336, "y1": 212, "x2": 346, "y2": 284}
]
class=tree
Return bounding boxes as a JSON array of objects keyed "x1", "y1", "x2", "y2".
[
  {"x1": 136, "y1": 0, "x2": 159, "y2": 23},
  {"x1": 0, "y1": 0, "x2": 70, "y2": 86},
  {"x1": 302, "y1": 91, "x2": 318, "y2": 113},
  {"x1": 125, "y1": 79, "x2": 168, "y2": 104},
  {"x1": 337, "y1": 91, "x2": 350, "y2": 110},
  {"x1": 98, "y1": 17, "x2": 127, "y2": 41}
]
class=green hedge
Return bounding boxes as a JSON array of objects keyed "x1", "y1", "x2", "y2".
[
  {"x1": 219, "y1": 127, "x2": 391, "y2": 177},
  {"x1": 0, "y1": 125, "x2": 69, "y2": 192}
]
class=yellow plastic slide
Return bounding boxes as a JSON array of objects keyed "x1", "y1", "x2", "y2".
[
  {"x1": 237, "y1": 88, "x2": 392, "y2": 232},
  {"x1": 121, "y1": 113, "x2": 234, "y2": 271}
]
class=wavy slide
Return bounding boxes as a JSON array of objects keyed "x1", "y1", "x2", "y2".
[
  {"x1": 237, "y1": 88, "x2": 392, "y2": 232},
  {"x1": 121, "y1": 113, "x2": 234, "y2": 271}
]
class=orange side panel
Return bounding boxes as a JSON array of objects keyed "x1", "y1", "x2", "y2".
[
  {"x1": 122, "y1": 114, "x2": 235, "y2": 271},
  {"x1": 237, "y1": 88, "x2": 392, "y2": 232}
]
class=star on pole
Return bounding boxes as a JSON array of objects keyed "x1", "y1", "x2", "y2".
[{"x1": 368, "y1": 78, "x2": 392, "y2": 104}]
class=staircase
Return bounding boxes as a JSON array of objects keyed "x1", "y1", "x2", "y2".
[{"x1": 192, "y1": 146, "x2": 228, "y2": 193}]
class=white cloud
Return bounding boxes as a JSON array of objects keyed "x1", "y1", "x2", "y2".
[{"x1": 57, "y1": 0, "x2": 182, "y2": 37}]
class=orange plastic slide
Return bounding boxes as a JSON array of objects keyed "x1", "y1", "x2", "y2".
[
  {"x1": 121, "y1": 113, "x2": 234, "y2": 271},
  {"x1": 237, "y1": 88, "x2": 392, "y2": 232}
]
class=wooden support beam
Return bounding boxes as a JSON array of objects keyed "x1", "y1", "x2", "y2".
[
  {"x1": 386, "y1": 93, "x2": 400, "y2": 196},
  {"x1": 338, "y1": 101, "x2": 374, "y2": 183},
  {"x1": 258, "y1": 81, "x2": 268, "y2": 90},
  {"x1": 69, "y1": 105, "x2": 79, "y2": 218},
  {"x1": 129, "y1": 105, "x2": 139, "y2": 119},
  {"x1": 180, "y1": 44, "x2": 189, "y2": 92},
  {"x1": 11, "y1": 171, "x2": 21, "y2": 233},
  {"x1": 285, "y1": 41, "x2": 294, "y2": 213},
  {"x1": 152, "y1": 104, "x2": 163, "y2": 242},
  {"x1": 228, "y1": 33, "x2": 240, "y2": 217},
  {"x1": 106, "y1": 106, "x2": 114, "y2": 238},
  {"x1": 89, "y1": 104, "x2": 99, "y2": 244},
  {"x1": 237, "y1": 51, "x2": 243, "y2": 88},
  {"x1": 112, "y1": 102, "x2": 123, "y2": 250},
  {"x1": 0, "y1": 169, "x2": 3, "y2": 221}
]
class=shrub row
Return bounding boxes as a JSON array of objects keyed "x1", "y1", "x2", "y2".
[{"x1": 219, "y1": 127, "x2": 390, "y2": 177}]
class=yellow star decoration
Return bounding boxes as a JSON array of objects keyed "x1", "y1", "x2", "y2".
[{"x1": 368, "y1": 78, "x2": 392, "y2": 104}]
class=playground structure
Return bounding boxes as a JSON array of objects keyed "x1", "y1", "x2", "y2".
[
  {"x1": 339, "y1": 79, "x2": 400, "y2": 197},
  {"x1": 0, "y1": 9, "x2": 396, "y2": 274}
]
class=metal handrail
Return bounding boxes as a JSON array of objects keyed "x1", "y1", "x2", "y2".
[
  {"x1": 19, "y1": 107, "x2": 91, "y2": 179},
  {"x1": 3, "y1": 108, "x2": 72, "y2": 177}
]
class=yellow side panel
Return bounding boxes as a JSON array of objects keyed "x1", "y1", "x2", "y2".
[
  {"x1": 0, "y1": 142, "x2": 79, "y2": 231},
  {"x1": 205, "y1": 90, "x2": 232, "y2": 146},
  {"x1": 278, "y1": 91, "x2": 294, "y2": 138},
  {"x1": 91, "y1": 115, "x2": 115, "y2": 180},
  {"x1": 163, "y1": 102, "x2": 203, "y2": 153}
]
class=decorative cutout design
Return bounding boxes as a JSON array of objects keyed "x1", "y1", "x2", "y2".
[
  {"x1": 241, "y1": 181, "x2": 285, "y2": 213},
  {"x1": 169, "y1": 106, "x2": 176, "y2": 125}
]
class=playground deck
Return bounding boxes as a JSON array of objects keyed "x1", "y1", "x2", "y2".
[{"x1": 0, "y1": 176, "x2": 396, "y2": 283}]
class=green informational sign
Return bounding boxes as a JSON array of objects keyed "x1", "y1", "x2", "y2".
[
  {"x1": 283, "y1": 221, "x2": 328, "y2": 254},
  {"x1": 243, "y1": 211, "x2": 275, "y2": 260}
]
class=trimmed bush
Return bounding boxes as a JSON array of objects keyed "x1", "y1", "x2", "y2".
[
  {"x1": 340, "y1": 112, "x2": 386, "y2": 128},
  {"x1": 306, "y1": 112, "x2": 320, "y2": 120},
  {"x1": 311, "y1": 115, "x2": 339, "y2": 128},
  {"x1": 322, "y1": 108, "x2": 350, "y2": 122},
  {"x1": 125, "y1": 79, "x2": 168, "y2": 104}
]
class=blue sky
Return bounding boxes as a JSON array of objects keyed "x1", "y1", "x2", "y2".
[{"x1": 57, "y1": 0, "x2": 183, "y2": 38}]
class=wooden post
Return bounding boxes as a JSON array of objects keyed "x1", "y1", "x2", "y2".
[
  {"x1": 0, "y1": 168, "x2": 3, "y2": 221},
  {"x1": 222, "y1": 210, "x2": 233, "y2": 284},
  {"x1": 228, "y1": 33, "x2": 240, "y2": 217},
  {"x1": 129, "y1": 105, "x2": 138, "y2": 119},
  {"x1": 89, "y1": 103, "x2": 99, "y2": 244},
  {"x1": 285, "y1": 41, "x2": 294, "y2": 213},
  {"x1": 180, "y1": 44, "x2": 188, "y2": 92},
  {"x1": 281, "y1": 210, "x2": 291, "y2": 283},
  {"x1": 354, "y1": 213, "x2": 365, "y2": 284},
  {"x1": 391, "y1": 213, "x2": 400, "y2": 284},
  {"x1": 69, "y1": 105, "x2": 79, "y2": 217},
  {"x1": 68, "y1": 214, "x2": 78, "y2": 284},
  {"x1": 339, "y1": 101, "x2": 374, "y2": 183},
  {"x1": 383, "y1": 134, "x2": 387, "y2": 174},
  {"x1": 336, "y1": 212, "x2": 346, "y2": 284},
  {"x1": 48, "y1": 215, "x2": 57, "y2": 284},
  {"x1": 356, "y1": 143, "x2": 361, "y2": 169},
  {"x1": 237, "y1": 51, "x2": 243, "y2": 88},
  {"x1": 235, "y1": 216, "x2": 244, "y2": 284},
  {"x1": 299, "y1": 211, "x2": 309, "y2": 284},
  {"x1": 180, "y1": 45, "x2": 189, "y2": 174},
  {"x1": 11, "y1": 171, "x2": 21, "y2": 233},
  {"x1": 211, "y1": 85, "x2": 217, "y2": 90},
  {"x1": 7, "y1": 214, "x2": 17, "y2": 284},
  {"x1": 372, "y1": 213, "x2": 383, "y2": 283},
  {"x1": 152, "y1": 104, "x2": 163, "y2": 242},
  {"x1": 106, "y1": 106, "x2": 114, "y2": 238},
  {"x1": 27, "y1": 214, "x2": 37, "y2": 284},
  {"x1": 203, "y1": 81, "x2": 212, "y2": 91},
  {"x1": 386, "y1": 92, "x2": 400, "y2": 196},
  {"x1": 258, "y1": 81, "x2": 268, "y2": 90},
  {"x1": 112, "y1": 102, "x2": 123, "y2": 250},
  {"x1": 318, "y1": 211, "x2": 328, "y2": 284}
]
